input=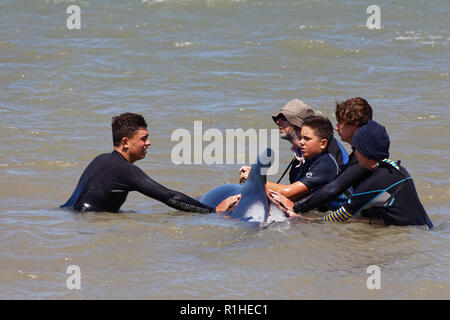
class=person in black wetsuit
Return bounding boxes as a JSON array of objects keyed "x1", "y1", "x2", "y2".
[
  {"x1": 61, "y1": 113, "x2": 240, "y2": 213},
  {"x1": 239, "y1": 99, "x2": 348, "y2": 203},
  {"x1": 293, "y1": 97, "x2": 374, "y2": 212},
  {"x1": 270, "y1": 120, "x2": 433, "y2": 228}
]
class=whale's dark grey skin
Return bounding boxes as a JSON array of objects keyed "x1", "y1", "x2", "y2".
[{"x1": 200, "y1": 149, "x2": 287, "y2": 225}]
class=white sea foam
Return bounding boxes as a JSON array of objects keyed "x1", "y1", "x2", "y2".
[
  {"x1": 394, "y1": 31, "x2": 446, "y2": 45},
  {"x1": 173, "y1": 41, "x2": 196, "y2": 48}
]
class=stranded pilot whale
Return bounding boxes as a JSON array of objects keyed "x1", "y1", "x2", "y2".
[{"x1": 200, "y1": 148, "x2": 288, "y2": 226}]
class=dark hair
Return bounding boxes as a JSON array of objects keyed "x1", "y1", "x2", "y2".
[
  {"x1": 335, "y1": 97, "x2": 373, "y2": 127},
  {"x1": 302, "y1": 115, "x2": 334, "y2": 144},
  {"x1": 111, "y1": 113, "x2": 147, "y2": 147}
]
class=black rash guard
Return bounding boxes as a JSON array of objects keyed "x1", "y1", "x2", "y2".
[
  {"x1": 289, "y1": 151, "x2": 340, "y2": 193},
  {"x1": 293, "y1": 149, "x2": 371, "y2": 213},
  {"x1": 61, "y1": 151, "x2": 215, "y2": 213}
]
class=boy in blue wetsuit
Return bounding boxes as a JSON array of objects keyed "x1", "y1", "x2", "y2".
[{"x1": 271, "y1": 120, "x2": 433, "y2": 228}]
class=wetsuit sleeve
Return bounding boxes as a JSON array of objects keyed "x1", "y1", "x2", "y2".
[
  {"x1": 128, "y1": 166, "x2": 215, "y2": 213},
  {"x1": 322, "y1": 192, "x2": 374, "y2": 222},
  {"x1": 293, "y1": 162, "x2": 370, "y2": 213},
  {"x1": 322, "y1": 206, "x2": 354, "y2": 222},
  {"x1": 321, "y1": 175, "x2": 380, "y2": 222}
]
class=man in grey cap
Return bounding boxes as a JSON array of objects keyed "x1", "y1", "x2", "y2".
[
  {"x1": 272, "y1": 98, "x2": 315, "y2": 141},
  {"x1": 239, "y1": 99, "x2": 348, "y2": 204}
]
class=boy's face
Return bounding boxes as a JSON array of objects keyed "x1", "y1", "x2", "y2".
[
  {"x1": 300, "y1": 126, "x2": 327, "y2": 160},
  {"x1": 123, "y1": 128, "x2": 151, "y2": 163}
]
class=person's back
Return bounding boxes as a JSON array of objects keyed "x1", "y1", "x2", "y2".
[
  {"x1": 352, "y1": 161, "x2": 432, "y2": 227},
  {"x1": 321, "y1": 120, "x2": 433, "y2": 228},
  {"x1": 62, "y1": 152, "x2": 121, "y2": 212}
]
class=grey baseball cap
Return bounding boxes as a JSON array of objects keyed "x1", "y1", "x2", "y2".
[{"x1": 272, "y1": 99, "x2": 315, "y2": 127}]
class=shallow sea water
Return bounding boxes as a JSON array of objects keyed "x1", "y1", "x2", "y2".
[{"x1": 0, "y1": 0, "x2": 449, "y2": 299}]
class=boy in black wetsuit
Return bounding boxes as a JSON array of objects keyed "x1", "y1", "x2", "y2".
[
  {"x1": 271, "y1": 120, "x2": 433, "y2": 228},
  {"x1": 61, "y1": 113, "x2": 239, "y2": 213}
]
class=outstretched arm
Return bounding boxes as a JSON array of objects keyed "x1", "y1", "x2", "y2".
[
  {"x1": 293, "y1": 164, "x2": 370, "y2": 213},
  {"x1": 266, "y1": 181, "x2": 310, "y2": 202},
  {"x1": 129, "y1": 166, "x2": 216, "y2": 213},
  {"x1": 268, "y1": 191, "x2": 321, "y2": 222}
]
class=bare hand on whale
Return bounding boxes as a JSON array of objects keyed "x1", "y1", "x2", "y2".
[
  {"x1": 268, "y1": 191, "x2": 319, "y2": 222},
  {"x1": 215, "y1": 194, "x2": 242, "y2": 213}
]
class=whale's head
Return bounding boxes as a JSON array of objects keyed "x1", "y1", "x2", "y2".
[{"x1": 230, "y1": 148, "x2": 285, "y2": 224}]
